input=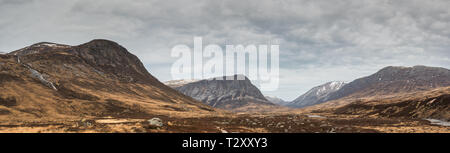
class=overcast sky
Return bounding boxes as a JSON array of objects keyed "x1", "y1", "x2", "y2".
[{"x1": 1, "y1": 0, "x2": 449, "y2": 101}]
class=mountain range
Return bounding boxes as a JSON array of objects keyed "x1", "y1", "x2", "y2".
[
  {"x1": 0, "y1": 39, "x2": 449, "y2": 133},
  {"x1": 0, "y1": 40, "x2": 214, "y2": 121},
  {"x1": 2, "y1": 39, "x2": 449, "y2": 124}
]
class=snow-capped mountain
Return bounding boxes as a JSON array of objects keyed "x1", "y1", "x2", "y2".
[
  {"x1": 288, "y1": 81, "x2": 346, "y2": 108},
  {"x1": 265, "y1": 96, "x2": 287, "y2": 106}
]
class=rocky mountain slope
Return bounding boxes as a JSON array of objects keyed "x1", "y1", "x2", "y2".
[
  {"x1": 288, "y1": 81, "x2": 345, "y2": 108},
  {"x1": 0, "y1": 40, "x2": 214, "y2": 121},
  {"x1": 301, "y1": 66, "x2": 450, "y2": 121},
  {"x1": 172, "y1": 75, "x2": 274, "y2": 110},
  {"x1": 265, "y1": 96, "x2": 287, "y2": 105},
  {"x1": 315, "y1": 66, "x2": 450, "y2": 105}
]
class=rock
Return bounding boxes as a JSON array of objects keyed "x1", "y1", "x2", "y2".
[
  {"x1": 216, "y1": 127, "x2": 228, "y2": 133},
  {"x1": 148, "y1": 118, "x2": 163, "y2": 128},
  {"x1": 79, "y1": 118, "x2": 95, "y2": 127}
]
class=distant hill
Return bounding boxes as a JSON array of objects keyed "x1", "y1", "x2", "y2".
[{"x1": 265, "y1": 96, "x2": 288, "y2": 106}]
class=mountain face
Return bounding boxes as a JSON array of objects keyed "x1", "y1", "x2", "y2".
[
  {"x1": 173, "y1": 75, "x2": 273, "y2": 110},
  {"x1": 288, "y1": 81, "x2": 345, "y2": 108},
  {"x1": 265, "y1": 96, "x2": 287, "y2": 105},
  {"x1": 333, "y1": 87, "x2": 450, "y2": 121},
  {"x1": 315, "y1": 66, "x2": 450, "y2": 105},
  {"x1": 0, "y1": 40, "x2": 214, "y2": 121}
]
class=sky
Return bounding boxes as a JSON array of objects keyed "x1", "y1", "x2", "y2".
[{"x1": 1, "y1": 0, "x2": 449, "y2": 101}]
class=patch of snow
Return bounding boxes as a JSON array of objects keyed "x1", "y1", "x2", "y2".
[{"x1": 329, "y1": 81, "x2": 345, "y2": 89}]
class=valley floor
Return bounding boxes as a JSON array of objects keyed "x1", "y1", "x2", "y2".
[{"x1": 0, "y1": 113, "x2": 448, "y2": 133}]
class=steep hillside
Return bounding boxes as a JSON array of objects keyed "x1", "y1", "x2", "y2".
[
  {"x1": 0, "y1": 40, "x2": 214, "y2": 122},
  {"x1": 316, "y1": 66, "x2": 450, "y2": 104},
  {"x1": 326, "y1": 87, "x2": 450, "y2": 121}
]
